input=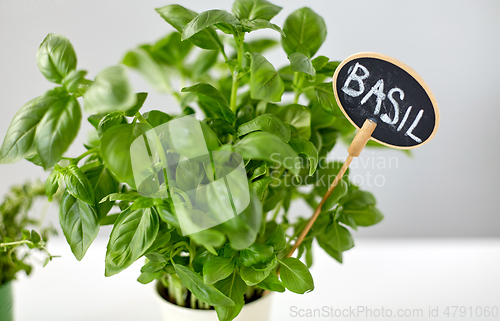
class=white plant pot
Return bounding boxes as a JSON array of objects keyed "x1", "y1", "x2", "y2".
[{"x1": 155, "y1": 283, "x2": 274, "y2": 321}]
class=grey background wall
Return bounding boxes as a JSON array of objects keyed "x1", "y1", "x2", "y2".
[{"x1": 0, "y1": 0, "x2": 499, "y2": 237}]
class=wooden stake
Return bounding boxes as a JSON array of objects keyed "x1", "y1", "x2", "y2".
[{"x1": 286, "y1": 119, "x2": 377, "y2": 258}]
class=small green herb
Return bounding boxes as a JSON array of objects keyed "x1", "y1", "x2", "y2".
[{"x1": 0, "y1": 182, "x2": 58, "y2": 285}]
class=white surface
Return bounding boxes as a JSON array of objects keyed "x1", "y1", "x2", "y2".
[
  {"x1": 13, "y1": 237, "x2": 500, "y2": 321},
  {"x1": 0, "y1": 0, "x2": 500, "y2": 237}
]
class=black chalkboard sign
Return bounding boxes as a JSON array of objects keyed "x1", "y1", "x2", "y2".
[{"x1": 333, "y1": 53, "x2": 439, "y2": 149}]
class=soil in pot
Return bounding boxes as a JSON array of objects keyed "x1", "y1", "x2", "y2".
[
  {"x1": 157, "y1": 281, "x2": 265, "y2": 310},
  {"x1": 155, "y1": 281, "x2": 274, "y2": 321}
]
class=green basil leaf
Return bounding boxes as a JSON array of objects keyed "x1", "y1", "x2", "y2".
[
  {"x1": 101, "y1": 123, "x2": 150, "y2": 188},
  {"x1": 315, "y1": 82, "x2": 342, "y2": 116},
  {"x1": 152, "y1": 32, "x2": 192, "y2": 65},
  {"x1": 145, "y1": 252, "x2": 168, "y2": 265},
  {"x1": 204, "y1": 118, "x2": 236, "y2": 136},
  {"x1": 45, "y1": 170, "x2": 60, "y2": 201},
  {"x1": 59, "y1": 191, "x2": 100, "y2": 261},
  {"x1": 289, "y1": 138, "x2": 318, "y2": 176},
  {"x1": 25, "y1": 152, "x2": 43, "y2": 167},
  {"x1": 304, "y1": 238, "x2": 313, "y2": 268},
  {"x1": 233, "y1": 132, "x2": 301, "y2": 176},
  {"x1": 240, "y1": 244, "x2": 274, "y2": 267},
  {"x1": 311, "y1": 56, "x2": 330, "y2": 72},
  {"x1": 137, "y1": 271, "x2": 162, "y2": 284},
  {"x1": 182, "y1": 84, "x2": 235, "y2": 124},
  {"x1": 85, "y1": 165, "x2": 119, "y2": 220},
  {"x1": 125, "y1": 92, "x2": 148, "y2": 117},
  {"x1": 193, "y1": 248, "x2": 215, "y2": 273},
  {"x1": 332, "y1": 115, "x2": 356, "y2": 136},
  {"x1": 143, "y1": 110, "x2": 173, "y2": 128},
  {"x1": 240, "y1": 265, "x2": 270, "y2": 286},
  {"x1": 266, "y1": 224, "x2": 286, "y2": 252},
  {"x1": 190, "y1": 228, "x2": 226, "y2": 251},
  {"x1": 281, "y1": 7, "x2": 327, "y2": 58},
  {"x1": 250, "y1": 163, "x2": 267, "y2": 181},
  {"x1": 248, "y1": 52, "x2": 284, "y2": 102},
  {"x1": 36, "y1": 33, "x2": 77, "y2": 84},
  {"x1": 237, "y1": 114, "x2": 290, "y2": 142},
  {"x1": 63, "y1": 164, "x2": 95, "y2": 205},
  {"x1": 173, "y1": 263, "x2": 235, "y2": 306},
  {"x1": 288, "y1": 52, "x2": 315, "y2": 76},
  {"x1": 105, "y1": 206, "x2": 159, "y2": 276},
  {"x1": 338, "y1": 211, "x2": 358, "y2": 231},
  {"x1": 100, "y1": 191, "x2": 140, "y2": 203},
  {"x1": 191, "y1": 50, "x2": 219, "y2": 79},
  {"x1": 183, "y1": 106, "x2": 196, "y2": 116},
  {"x1": 252, "y1": 176, "x2": 273, "y2": 200},
  {"x1": 308, "y1": 161, "x2": 346, "y2": 194},
  {"x1": 232, "y1": 0, "x2": 282, "y2": 21},
  {"x1": 323, "y1": 179, "x2": 348, "y2": 210},
  {"x1": 234, "y1": 105, "x2": 255, "y2": 129},
  {"x1": 98, "y1": 112, "x2": 124, "y2": 136},
  {"x1": 87, "y1": 114, "x2": 102, "y2": 130},
  {"x1": 342, "y1": 190, "x2": 376, "y2": 209},
  {"x1": 203, "y1": 257, "x2": 235, "y2": 285},
  {"x1": 252, "y1": 253, "x2": 278, "y2": 271},
  {"x1": 145, "y1": 220, "x2": 172, "y2": 255},
  {"x1": 297, "y1": 236, "x2": 312, "y2": 268},
  {"x1": 83, "y1": 65, "x2": 137, "y2": 114},
  {"x1": 175, "y1": 158, "x2": 203, "y2": 191},
  {"x1": 223, "y1": 245, "x2": 237, "y2": 258},
  {"x1": 340, "y1": 205, "x2": 383, "y2": 227},
  {"x1": 242, "y1": 19, "x2": 284, "y2": 36},
  {"x1": 316, "y1": 60, "x2": 341, "y2": 76},
  {"x1": 310, "y1": 99, "x2": 336, "y2": 129},
  {"x1": 316, "y1": 221, "x2": 354, "y2": 263},
  {"x1": 62, "y1": 70, "x2": 90, "y2": 94},
  {"x1": 144, "y1": 261, "x2": 169, "y2": 276},
  {"x1": 256, "y1": 272, "x2": 285, "y2": 292},
  {"x1": 246, "y1": 38, "x2": 278, "y2": 53},
  {"x1": 122, "y1": 46, "x2": 171, "y2": 93},
  {"x1": 278, "y1": 257, "x2": 314, "y2": 294},
  {"x1": 129, "y1": 197, "x2": 156, "y2": 210},
  {"x1": 156, "y1": 5, "x2": 222, "y2": 50},
  {"x1": 214, "y1": 272, "x2": 247, "y2": 321},
  {"x1": 37, "y1": 98, "x2": 81, "y2": 170},
  {"x1": 183, "y1": 10, "x2": 241, "y2": 40},
  {"x1": 277, "y1": 104, "x2": 311, "y2": 140},
  {"x1": 262, "y1": 220, "x2": 277, "y2": 241},
  {"x1": 255, "y1": 101, "x2": 279, "y2": 116},
  {"x1": 262, "y1": 187, "x2": 286, "y2": 212},
  {"x1": 218, "y1": 189, "x2": 262, "y2": 250},
  {"x1": 310, "y1": 128, "x2": 322, "y2": 152}
]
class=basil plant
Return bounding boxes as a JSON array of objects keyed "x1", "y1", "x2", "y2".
[{"x1": 0, "y1": 0, "x2": 384, "y2": 320}]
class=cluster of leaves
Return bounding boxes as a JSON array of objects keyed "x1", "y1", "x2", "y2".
[
  {"x1": 0, "y1": 0, "x2": 385, "y2": 320},
  {"x1": 0, "y1": 181, "x2": 57, "y2": 285}
]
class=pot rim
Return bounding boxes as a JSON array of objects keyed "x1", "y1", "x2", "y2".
[{"x1": 155, "y1": 281, "x2": 273, "y2": 313}]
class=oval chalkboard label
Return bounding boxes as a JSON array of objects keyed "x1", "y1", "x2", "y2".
[{"x1": 333, "y1": 52, "x2": 439, "y2": 149}]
